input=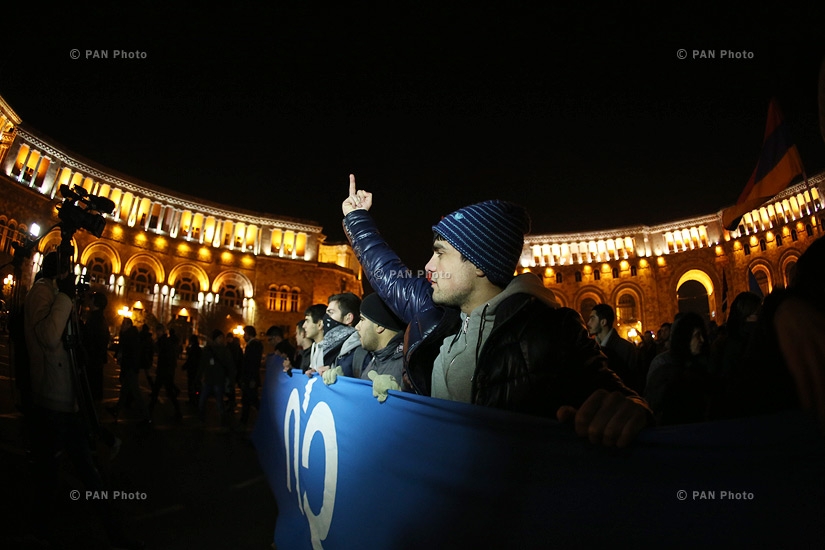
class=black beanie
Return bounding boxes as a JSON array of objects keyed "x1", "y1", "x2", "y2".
[{"x1": 359, "y1": 293, "x2": 406, "y2": 332}]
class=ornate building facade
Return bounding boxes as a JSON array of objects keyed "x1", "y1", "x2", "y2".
[
  {"x1": 1, "y1": 92, "x2": 823, "y2": 343},
  {"x1": 517, "y1": 174, "x2": 824, "y2": 340},
  {"x1": 0, "y1": 94, "x2": 363, "y2": 340}
]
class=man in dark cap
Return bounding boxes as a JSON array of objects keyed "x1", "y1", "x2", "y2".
[
  {"x1": 341, "y1": 174, "x2": 651, "y2": 448},
  {"x1": 322, "y1": 292, "x2": 407, "y2": 393}
]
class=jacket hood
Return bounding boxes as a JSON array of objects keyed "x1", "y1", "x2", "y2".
[{"x1": 485, "y1": 272, "x2": 559, "y2": 315}]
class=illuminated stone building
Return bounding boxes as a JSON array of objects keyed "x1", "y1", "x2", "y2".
[
  {"x1": 0, "y1": 94, "x2": 363, "y2": 340},
  {"x1": 1, "y1": 92, "x2": 823, "y2": 344},
  {"x1": 517, "y1": 174, "x2": 824, "y2": 340}
]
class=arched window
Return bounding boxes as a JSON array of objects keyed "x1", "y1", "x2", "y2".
[
  {"x1": 677, "y1": 280, "x2": 710, "y2": 320},
  {"x1": 129, "y1": 266, "x2": 155, "y2": 293},
  {"x1": 784, "y1": 260, "x2": 797, "y2": 287},
  {"x1": 267, "y1": 285, "x2": 278, "y2": 311},
  {"x1": 175, "y1": 276, "x2": 198, "y2": 302},
  {"x1": 594, "y1": 270, "x2": 601, "y2": 281},
  {"x1": 616, "y1": 294, "x2": 637, "y2": 323},
  {"x1": 630, "y1": 266, "x2": 637, "y2": 277},
  {"x1": 574, "y1": 271, "x2": 582, "y2": 282},
  {"x1": 751, "y1": 267, "x2": 771, "y2": 296},
  {"x1": 278, "y1": 287, "x2": 289, "y2": 312},
  {"x1": 555, "y1": 272, "x2": 563, "y2": 284},
  {"x1": 759, "y1": 239, "x2": 767, "y2": 251},
  {"x1": 219, "y1": 283, "x2": 240, "y2": 308},
  {"x1": 612, "y1": 268, "x2": 619, "y2": 278},
  {"x1": 0, "y1": 219, "x2": 8, "y2": 253},
  {"x1": 87, "y1": 256, "x2": 112, "y2": 285},
  {"x1": 290, "y1": 289, "x2": 299, "y2": 312}
]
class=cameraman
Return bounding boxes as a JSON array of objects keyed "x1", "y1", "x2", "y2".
[{"x1": 24, "y1": 249, "x2": 142, "y2": 548}]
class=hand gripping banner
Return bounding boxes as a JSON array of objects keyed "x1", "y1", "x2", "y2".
[{"x1": 253, "y1": 364, "x2": 825, "y2": 549}]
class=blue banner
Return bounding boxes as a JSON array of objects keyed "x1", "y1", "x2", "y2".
[{"x1": 253, "y1": 366, "x2": 825, "y2": 549}]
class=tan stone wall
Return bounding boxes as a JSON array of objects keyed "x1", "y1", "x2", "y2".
[{"x1": 1, "y1": 176, "x2": 363, "y2": 341}]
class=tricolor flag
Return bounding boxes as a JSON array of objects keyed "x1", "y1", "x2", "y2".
[
  {"x1": 748, "y1": 268, "x2": 765, "y2": 298},
  {"x1": 722, "y1": 98, "x2": 805, "y2": 231}
]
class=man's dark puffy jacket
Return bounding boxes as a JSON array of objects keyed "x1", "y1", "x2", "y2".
[{"x1": 344, "y1": 210, "x2": 647, "y2": 417}]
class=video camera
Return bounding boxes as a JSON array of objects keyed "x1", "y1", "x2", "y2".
[{"x1": 57, "y1": 184, "x2": 117, "y2": 237}]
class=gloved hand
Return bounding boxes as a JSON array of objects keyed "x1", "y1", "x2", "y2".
[
  {"x1": 57, "y1": 275, "x2": 76, "y2": 298},
  {"x1": 322, "y1": 366, "x2": 344, "y2": 385},
  {"x1": 368, "y1": 371, "x2": 400, "y2": 403}
]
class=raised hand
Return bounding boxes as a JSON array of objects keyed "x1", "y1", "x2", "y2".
[{"x1": 342, "y1": 173, "x2": 373, "y2": 216}]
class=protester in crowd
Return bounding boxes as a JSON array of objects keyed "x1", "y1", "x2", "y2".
[
  {"x1": 149, "y1": 324, "x2": 183, "y2": 421},
  {"x1": 139, "y1": 323, "x2": 155, "y2": 388},
  {"x1": 24, "y1": 250, "x2": 143, "y2": 549},
  {"x1": 301, "y1": 304, "x2": 327, "y2": 371},
  {"x1": 264, "y1": 324, "x2": 298, "y2": 369},
  {"x1": 109, "y1": 317, "x2": 151, "y2": 426},
  {"x1": 636, "y1": 330, "x2": 658, "y2": 394},
  {"x1": 79, "y1": 291, "x2": 122, "y2": 456},
  {"x1": 323, "y1": 292, "x2": 407, "y2": 389},
  {"x1": 724, "y1": 235, "x2": 825, "y2": 433},
  {"x1": 710, "y1": 291, "x2": 761, "y2": 378},
  {"x1": 291, "y1": 321, "x2": 312, "y2": 371},
  {"x1": 225, "y1": 332, "x2": 243, "y2": 412},
  {"x1": 199, "y1": 329, "x2": 234, "y2": 425},
  {"x1": 81, "y1": 291, "x2": 110, "y2": 403},
  {"x1": 239, "y1": 325, "x2": 263, "y2": 425},
  {"x1": 586, "y1": 303, "x2": 640, "y2": 392},
  {"x1": 181, "y1": 334, "x2": 202, "y2": 406},
  {"x1": 339, "y1": 174, "x2": 651, "y2": 448},
  {"x1": 644, "y1": 312, "x2": 719, "y2": 425},
  {"x1": 307, "y1": 293, "x2": 362, "y2": 377},
  {"x1": 655, "y1": 322, "x2": 672, "y2": 355}
]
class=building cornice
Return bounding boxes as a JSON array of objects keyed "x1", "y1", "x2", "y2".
[
  {"x1": 17, "y1": 127, "x2": 323, "y2": 234},
  {"x1": 0, "y1": 96, "x2": 22, "y2": 124}
]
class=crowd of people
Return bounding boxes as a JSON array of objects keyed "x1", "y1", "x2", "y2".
[{"x1": 13, "y1": 173, "x2": 825, "y2": 548}]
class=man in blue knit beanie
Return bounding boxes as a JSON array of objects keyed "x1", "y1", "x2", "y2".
[{"x1": 342, "y1": 174, "x2": 652, "y2": 448}]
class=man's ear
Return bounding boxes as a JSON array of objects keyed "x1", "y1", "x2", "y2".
[
  {"x1": 475, "y1": 267, "x2": 486, "y2": 278},
  {"x1": 344, "y1": 312, "x2": 354, "y2": 326},
  {"x1": 374, "y1": 325, "x2": 386, "y2": 335}
]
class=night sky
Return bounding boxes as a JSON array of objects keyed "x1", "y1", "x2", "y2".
[{"x1": 3, "y1": 4, "x2": 825, "y2": 270}]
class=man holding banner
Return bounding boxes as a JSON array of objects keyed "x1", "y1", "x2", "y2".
[{"x1": 341, "y1": 175, "x2": 651, "y2": 448}]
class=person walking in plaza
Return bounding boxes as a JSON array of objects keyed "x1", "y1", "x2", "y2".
[
  {"x1": 109, "y1": 317, "x2": 151, "y2": 427},
  {"x1": 149, "y1": 324, "x2": 183, "y2": 421},
  {"x1": 239, "y1": 325, "x2": 264, "y2": 425},
  {"x1": 139, "y1": 323, "x2": 155, "y2": 388},
  {"x1": 182, "y1": 333, "x2": 202, "y2": 407},
  {"x1": 225, "y1": 331, "x2": 243, "y2": 413},
  {"x1": 199, "y1": 329, "x2": 234, "y2": 426},
  {"x1": 81, "y1": 291, "x2": 110, "y2": 404}
]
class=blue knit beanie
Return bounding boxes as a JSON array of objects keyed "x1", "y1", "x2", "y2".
[{"x1": 433, "y1": 200, "x2": 531, "y2": 288}]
